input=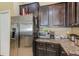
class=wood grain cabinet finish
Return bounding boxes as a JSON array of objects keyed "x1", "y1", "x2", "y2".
[
  {"x1": 35, "y1": 42, "x2": 47, "y2": 56},
  {"x1": 49, "y1": 3, "x2": 66, "y2": 27},
  {"x1": 39, "y1": 3, "x2": 66, "y2": 27},
  {"x1": 39, "y1": 6, "x2": 49, "y2": 26},
  {"x1": 76, "y1": 2, "x2": 79, "y2": 25},
  {"x1": 49, "y1": 2, "x2": 77, "y2": 27},
  {"x1": 35, "y1": 42, "x2": 66, "y2": 56},
  {"x1": 60, "y1": 46, "x2": 68, "y2": 56},
  {"x1": 66, "y1": 2, "x2": 76, "y2": 27},
  {"x1": 19, "y1": 2, "x2": 39, "y2": 15},
  {"x1": 46, "y1": 43, "x2": 60, "y2": 56},
  {"x1": 39, "y1": 2, "x2": 78, "y2": 27}
]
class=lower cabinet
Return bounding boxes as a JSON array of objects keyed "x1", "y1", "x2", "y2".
[
  {"x1": 35, "y1": 41, "x2": 68, "y2": 56},
  {"x1": 36, "y1": 49, "x2": 47, "y2": 56},
  {"x1": 46, "y1": 43, "x2": 60, "y2": 56},
  {"x1": 60, "y1": 46, "x2": 68, "y2": 56}
]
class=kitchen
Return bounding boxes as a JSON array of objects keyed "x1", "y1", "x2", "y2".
[
  {"x1": 33, "y1": 2, "x2": 79, "y2": 56},
  {"x1": 0, "y1": 2, "x2": 79, "y2": 56}
]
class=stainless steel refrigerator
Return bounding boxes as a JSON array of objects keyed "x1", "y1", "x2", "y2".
[{"x1": 10, "y1": 14, "x2": 33, "y2": 56}]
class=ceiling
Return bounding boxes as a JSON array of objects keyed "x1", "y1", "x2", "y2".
[{"x1": 16, "y1": 2, "x2": 59, "y2": 6}]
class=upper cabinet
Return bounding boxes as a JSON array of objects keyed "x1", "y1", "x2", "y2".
[
  {"x1": 66, "y1": 2, "x2": 76, "y2": 27},
  {"x1": 76, "y1": 2, "x2": 79, "y2": 26},
  {"x1": 49, "y1": 3, "x2": 65, "y2": 27},
  {"x1": 39, "y1": 3, "x2": 66, "y2": 27},
  {"x1": 39, "y1": 6, "x2": 49, "y2": 26},
  {"x1": 19, "y1": 2, "x2": 79, "y2": 27},
  {"x1": 39, "y1": 2, "x2": 79, "y2": 27},
  {"x1": 19, "y1": 2, "x2": 39, "y2": 15}
]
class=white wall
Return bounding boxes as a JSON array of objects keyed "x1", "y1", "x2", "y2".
[
  {"x1": 0, "y1": 2, "x2": 15, "y2": 16},
  {"x1": 0, "y1": 10, "x2": 11, "y2": 56}
]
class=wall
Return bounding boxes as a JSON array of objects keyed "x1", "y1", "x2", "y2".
[
  {"x1": 0, "y1": 2, "x2": 15, "y2": 16},
  {"x1": 49, "y1": 27, "x2": 71, "y2": 35},
  {"x1": 71, "y1": 27, "x2": 79, "y2": 35},
  {"x1": 40, "y1": 27, "x2": 71, "y2": 39},
  {"x1": 0, "y1": 10, "x2": 11, "y2": 56},
  {"x1": 48, "y1": 27, "x2": 79, "y2": 39},
  {"x1": 0, "y1": 2, "x2": 59, "y2": 16}
]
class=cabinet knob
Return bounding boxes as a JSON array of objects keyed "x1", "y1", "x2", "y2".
[{"x1": 72, "y1": 24, "x2": 74, "y2": 26}]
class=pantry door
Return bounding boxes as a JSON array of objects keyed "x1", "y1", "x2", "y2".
[{"x1": 0, "y1": 10, "x2": 11, "y2": 56}]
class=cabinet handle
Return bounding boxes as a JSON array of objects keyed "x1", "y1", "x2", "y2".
[{"x1": 40, "y1": 44, "x2": 43, "y2": 46}]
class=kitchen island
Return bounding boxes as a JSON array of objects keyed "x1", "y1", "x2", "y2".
[{"x1": 35, "y1": 39, "x2": 79, "y2": 56}]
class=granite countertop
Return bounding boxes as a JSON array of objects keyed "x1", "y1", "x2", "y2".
[{"x1": 36, "y1": 39, "x2": 79, "y2": 56}]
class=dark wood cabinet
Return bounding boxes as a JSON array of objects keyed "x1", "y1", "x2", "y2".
[
  {"x1": 46, "y1": 43, "x2": 60, "y2": 56},
  {"x1": 39, "y1": 2, "x2": 78, "y2": 27},
  {"x1": 49, "y1": 2, "x2": 77, "y2": 27},
  {"x1": 28, "y1": 3, "x2": 39, "y2": 13},
  {"x1": 19, "y1": 2, "x2": 39, "y2": 15},
  {"x1": 35, "y1": 42, "x2": 47, "y2": 56},
  {"x1": 66, "y1": 2, "x2": 76, "y2": 27},
  {"x1": 19, "y1": 2, "x2": 79, "y2": 27},
  {"x1": 60, "y1": 46, "x2": 68, "y2": 56},
  {"x1": 76, "y1": 2, "x2": 79, "y2": 25},
  {"x1": 39, "y1": 6, "x2": 49, "y2": 26},
  {"x1": 49, "y1": 3, "x2": 66, "y2": 27},
  {"x1": 39, "y1": 3, "x2": 66, "y2": 27},
  {"x1": 35, "y1": 41, "x2": 62, "y2": 56}
]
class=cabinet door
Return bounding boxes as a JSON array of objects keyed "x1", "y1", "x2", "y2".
[
  {"x1": 60, "y1": 46, "x2": 68, "y2": 56},
  {"x1": 20, "y1": 5, "x2": 28, "y2": 15},
  {"x1": 39, "y1": 6, "x2": 49, "y2": 26},
  {"x1": 77, "y1": 2, "x2": 79, "y2": 24},
  {"x1": 66, "y1": 2, "x2": 76, "y2": 26},
  {"x1": 46, "y1": 43, "x2": 60, "y2": 56},
  {"x1": 29, "y1": 3, "x2": 39, "y2": 13},
  {"x1": 35, "y1": 42, "x2": 47, "y2": 56},
  {"x1": 49, "y1": 3, "x2": 65, "y2": 27}
]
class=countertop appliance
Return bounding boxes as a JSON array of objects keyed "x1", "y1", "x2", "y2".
[
  {"x1": 10, "y1": 14, "x2": 33, "y2": 56},
  {"x1": 75, "y1": 38, "x2": 79, "y2": 46},
  {"x1": 74, "y1": 35, "x2": 79, "y2": 46},
  {"x1": 38, "y1": 27, "x2": 50, "y2": 39},
  {"x1": 69, "y1": 34, "x2": 77, "y2": 42},
  {"x1": 38, "y1": 31, "x2": 50, "y2": 39},
  {"x1": 49, "y1": 31, "x2": 55, "y2": 39},
  {"x1": 69, "y1": 34, "x2": 79, "y2": 46}
]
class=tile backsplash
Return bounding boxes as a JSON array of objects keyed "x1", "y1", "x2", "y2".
[
  {"x1": 48, "y1": 27, "x2": 71, "y2": 39},
  {"x1": 39, "y1": 26, "x2": 79, "y2": 39},
  {"x1": 71, "y1": 27, "x2": 79, "y2": 35}
]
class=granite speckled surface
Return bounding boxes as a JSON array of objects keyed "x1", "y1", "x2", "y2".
[{"x1": 36, "y1": 39, "x2": 79, "y2": 56}]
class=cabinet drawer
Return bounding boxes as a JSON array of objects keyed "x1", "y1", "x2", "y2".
[
  {"x1": 46, "y1": 51, "x2": 57, "y2": 56},
  {"x1": 35, "y1": 42, "x2": 60, "y2": 56},
  {"x1": 36, "y1": 49, "x2": 44, "y2": 56},
  {"x1": 46, "y1": 43, "x2": 60, "y2": 49},
  {"x1": 61, "y1": 51, "x2": 68, "y2": 56},
  {"x1": 36, "y1": 42, "x2": 46, "y2": 48},
  {"x1": 36, "y1": 49, "x2": 47, "y2": 56}
]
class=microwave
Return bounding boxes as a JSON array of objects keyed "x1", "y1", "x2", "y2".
[{"x1": 38, "y1": 31, "x2": 50, "y2": 39}]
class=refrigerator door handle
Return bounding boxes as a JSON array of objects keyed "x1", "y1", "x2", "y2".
[{"x1": 16, "y1": 23, "x2": 20, "y2": 48}]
